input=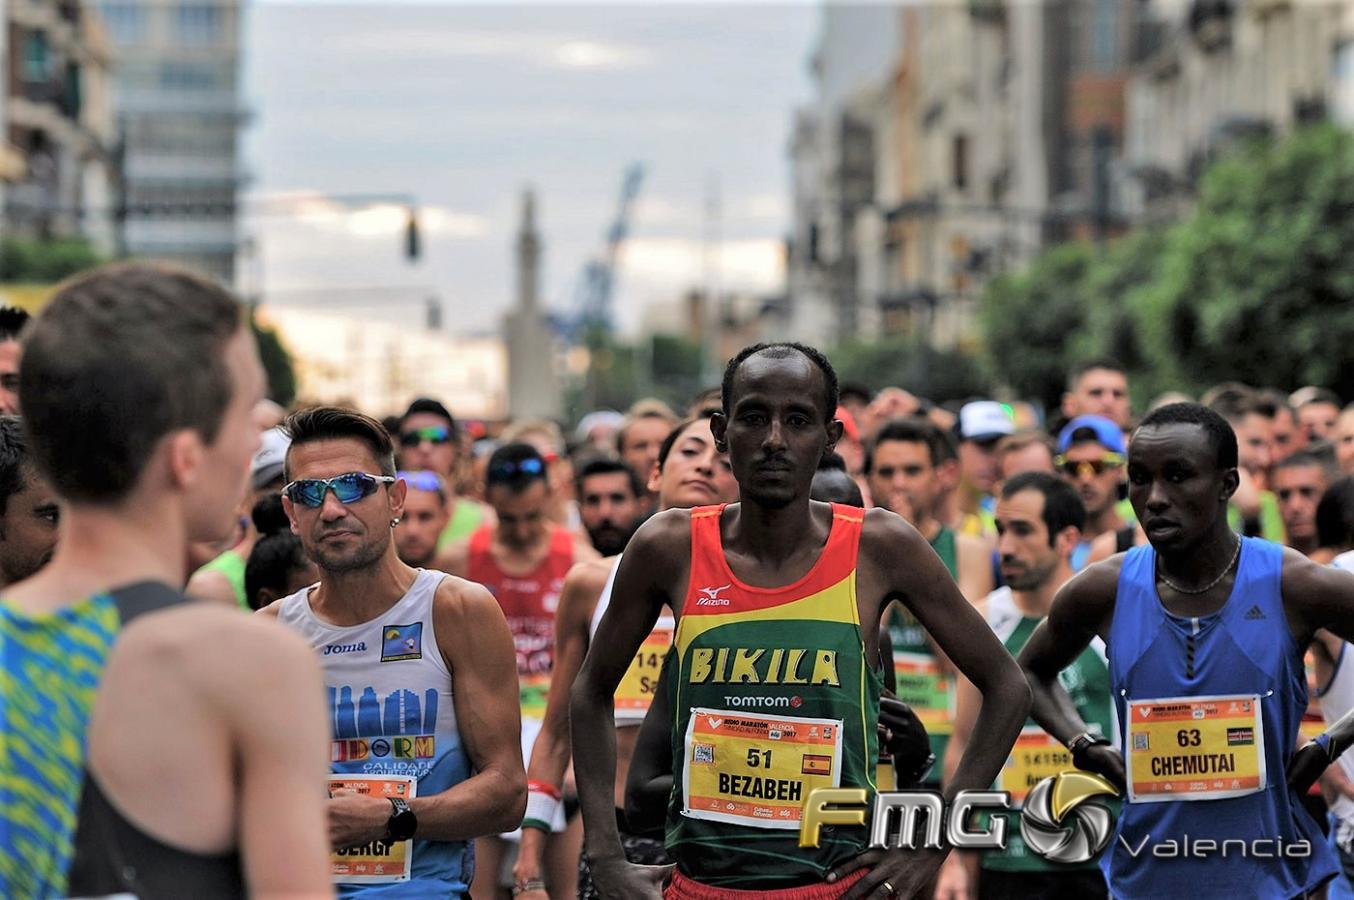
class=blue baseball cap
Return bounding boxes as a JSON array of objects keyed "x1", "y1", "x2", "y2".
[{"x1": 1057, "y1": 415, "x2": 1126, "y2": 455}]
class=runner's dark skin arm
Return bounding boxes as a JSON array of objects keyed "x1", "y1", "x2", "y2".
[
  {"x1": 1016, "y1": 557, "x2": 1125, "y2": 787},
  {"x1": 830, "y1": 509, "x2": 1031, "y2": 900},
  {"x1": 571, "y1": 510, "x2": 689, "y2": 896},
  {"x1": 623, "y1": 655, "x2": 674, "y2": 837}
]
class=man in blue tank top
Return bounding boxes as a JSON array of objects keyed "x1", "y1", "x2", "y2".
[{"x1": 1019, "y1": 402, "x2": 1354, "y2": 899}]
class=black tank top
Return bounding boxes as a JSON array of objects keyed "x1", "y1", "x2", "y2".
[{"x1": 64, "y1": 582, "x2": 245, "y2": 899}]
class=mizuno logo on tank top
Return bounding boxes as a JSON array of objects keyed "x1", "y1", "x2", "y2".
[{"x1": 667, "y1": 503, "x2": 881, "y2": 889}]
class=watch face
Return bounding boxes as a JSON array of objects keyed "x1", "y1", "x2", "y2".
[{"x1": 388, "y1": 798, "x2": 416, "y2": 841}]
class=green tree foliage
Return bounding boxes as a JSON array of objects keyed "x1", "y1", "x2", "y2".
[
  {"x1": 0, "y1": 237, "x2": 102, "y2": 282},
  {"x1": 981, "y1": 242, "x2": 1098, "y2": 410},
  {"x1": 981, "y1": 124, "x2": 1354, "y2": 406},
  {"x1": 648, "y1": 334, "x2": 705, "y2": 410},
  {"x1": 1133, "y1": 125, "x2": 1354, "y2": 398},
  {"x1": 251, "y1": 313, "x2": 297, "y2": 407}
]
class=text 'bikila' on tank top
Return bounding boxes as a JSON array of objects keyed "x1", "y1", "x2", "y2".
[{"x1": 667, "y1": 503, "x2": 881, "y2": 889}]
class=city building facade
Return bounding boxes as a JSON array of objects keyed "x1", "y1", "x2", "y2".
[
  {"x1": 95, "y1": 0, "x2": 246, "y2": 283},
  {"x1": 4, "y1": 0, "x2": 117, "y2": 251}
]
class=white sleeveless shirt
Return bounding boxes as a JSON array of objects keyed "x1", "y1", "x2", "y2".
[
  {"x1": 275, "y1": 569, "x2": 474, "y2": 891},
  {"x1": 589, "y1": 554, "x2": 675, "y2": 726},
  {"x1": 1321, "y1": 552, "x2": 1354, "y2": 835}
]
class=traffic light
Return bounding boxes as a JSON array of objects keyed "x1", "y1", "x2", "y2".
[{"x1": 405, "y1": 206, "x2": 421, "y2": 261}]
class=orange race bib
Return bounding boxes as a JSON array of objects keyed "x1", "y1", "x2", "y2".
[
  {"x1": 1126, "y1": 694, "x2": 1266, "y2": 803},
  {"x1": 329, "y1": 775, "x2": 416, "y2": 883},
  {"x1": 998, "y1": 727, "x2": 1073, "y2": 804},
  {"x1": 520, "y1": 672, "x2": 550, "y2": 721},
  {"x1": 682, "y1": 707, "x2": 843, "y2": 830},
  {"x1": 892, "y1": 651, "x2": 955, "y2": 736}
]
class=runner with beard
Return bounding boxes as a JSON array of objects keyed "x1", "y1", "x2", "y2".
[
  {"x1": 512, "y1": 416, "x2": 739, "y2": 899},
  {"x1": 1056, "y1": 416, "x2": 1134, "y2": 571},
  {"x1": 576, "y1": 458, "x2": 647, "y2": 557},
  {"x1": 264, "y1": 407, "x2": 525, "y2": 898},
  {"x1": 941, "y1": 473, "x2": 1111, "y2": 900}
]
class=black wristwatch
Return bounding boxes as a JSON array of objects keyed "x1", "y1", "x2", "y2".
[
  {"x1": 385, "y1": 798, "x2": 417, "y2": 842},
  {"x1": 1068, "y1": 731, "x2": 1112, "y2": 771}
]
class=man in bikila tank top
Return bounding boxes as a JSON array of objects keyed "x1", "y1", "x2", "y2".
[
  {"x1": 572, "y1": 342, "x2": 1031, "y2": 899},
  {"x1": 1020, "y1": 402, "x2": 1354, "y2": 899}
]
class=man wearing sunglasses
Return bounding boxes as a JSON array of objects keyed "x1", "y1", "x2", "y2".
[
  {"x1": 264, "y1": 406, "x2": 526, "y2": 898},
  {"x1": 393, "y1": 470, "x2": 452, "y2": 568},
  {"x1": 1057, "y1": 416, "x2": 1136, "y2": 571},
  {"x1": 397, "y1": 398, "x2": 491, "y2": 554},
  {"x1": 440, "y1": 443, "x2": 598, "y2": 899}
]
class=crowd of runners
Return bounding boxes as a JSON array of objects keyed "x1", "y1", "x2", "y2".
[{"x1": 7, "y1": 261, "x2": 1354, "y2": 899}]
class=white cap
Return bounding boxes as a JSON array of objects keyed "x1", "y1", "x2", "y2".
[
  {"x1": 575, "y1": 409, "x2": 625, "y2": 443},
  {"x1": 251, "y1": 427, "x2": 291, "y2": 489},
  {"x1": 958, "y1": 401, "x2": 1014, "y2": 442}
]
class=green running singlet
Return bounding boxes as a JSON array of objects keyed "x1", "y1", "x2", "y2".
[
  {"x1": 886, "y1": 525, "x2": 957, "y2": 771},
  {"x1": 667, "y1": 504, "x2": 881, "y2": 888}
]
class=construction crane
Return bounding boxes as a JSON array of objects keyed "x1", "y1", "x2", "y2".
[{"x1": 574, "y1": 163, "x2": 645, "y2": 336}]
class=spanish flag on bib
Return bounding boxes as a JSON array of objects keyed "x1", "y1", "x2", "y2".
[{"x1": 666, "y1": 503, "x2": 881, "y2": 889}]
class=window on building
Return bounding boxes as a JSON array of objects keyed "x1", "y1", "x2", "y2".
[
  {"x1": 175, "y1": 4, "x2": 222, "y2": 45},
  {"x1": 1091, "y1": 0, "x2": 1120, "y2": 71},
  {"x1": 63, "y1": 62, "x2": 82, "y2": 118},
  {"x1": 98, "y1": 3, "x2": 148, "y2": 45},
  {"x1": 952, "y1": 134, "x2": 969, "y2": 193},
  {"x1": 159, "y1": 61, "x2": 230, "y2": 91},
  {"x1": 21, "y1": 31, "x2": 50, "y2": 84}
]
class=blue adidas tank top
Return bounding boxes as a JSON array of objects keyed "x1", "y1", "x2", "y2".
[{"x1": 1105, "y1": 538, "x2": 1336, "y2": 898}]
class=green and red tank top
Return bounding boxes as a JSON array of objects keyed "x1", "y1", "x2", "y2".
[
  {"x1": 885, "y1": 524, "x2": 957, "y2": 774},
  {"x1": 667, "y1": 503, "x2": 881, "y2": 888}
]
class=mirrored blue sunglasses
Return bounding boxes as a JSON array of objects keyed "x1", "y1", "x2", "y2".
[
  {"x1": 397, "y1": 470, "x2": 444, "y2": 493},
  {"x1": 283, "y1": 472, "x2": 396, "y2": 508}
]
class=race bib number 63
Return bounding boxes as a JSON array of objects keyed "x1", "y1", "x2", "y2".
[{"x1": 1126, "y1": 694, "x2": 1266, "y2": 803}]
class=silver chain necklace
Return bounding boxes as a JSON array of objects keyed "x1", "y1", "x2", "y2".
[{"x1": 1157, "y1": 537, "x2": 1241, "y2": 595}]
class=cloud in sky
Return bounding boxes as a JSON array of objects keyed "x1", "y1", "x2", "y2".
[
  {"x1": 320, "y1": 28, "x2": 654, "y2": 71},
  {"x1": 244, "y1": 3, "x2": 818, "y2": 335}
]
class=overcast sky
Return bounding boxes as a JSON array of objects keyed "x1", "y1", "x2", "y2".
[{"x1": 244, "y1": 1, "x2": 820, "y2": 336}]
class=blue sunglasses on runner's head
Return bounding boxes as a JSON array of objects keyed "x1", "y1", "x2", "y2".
[
  {"x1": 397, "y1": 470, "x2": 444, "y2": 493},
  {"x1": 283, "y1": 472, "x2": 396, "y2": 508}
]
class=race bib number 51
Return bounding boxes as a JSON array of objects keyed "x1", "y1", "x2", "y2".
[
  {"x1": 1126, "y1": 694, "x2": 1266, "y2": 803},
  {"x1": 682, "y1": 707, "x2": 843, "y2": 830}
]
